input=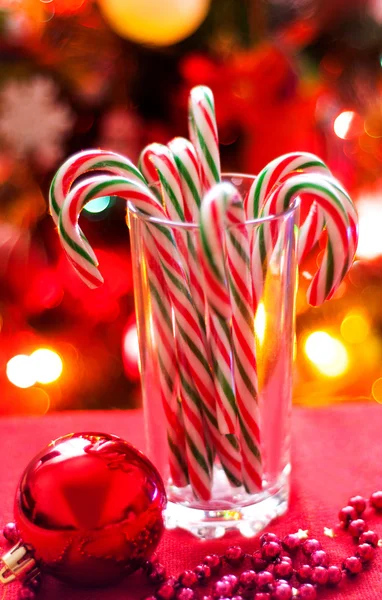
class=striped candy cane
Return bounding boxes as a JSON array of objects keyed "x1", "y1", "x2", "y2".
[
  {"x1": 259, "y1": 174, "x2": 357, "y2": 306},
  {"x1": 245, "y1": 152, "x2": 332, "y2": 263},
  {"x1": 58, "y1": 175, "x2": 216, "y2": 499},
  {"x1": 167, "y1": 137, "x2": 206, "y2": 326},
  {"x1": 225, "y1": 191, "x2": 262, "y2": 492},
  {"x1": 140, "y1": 142, "x2": 208, "y2": 336},
  {"x1": 138, "y1": 144, "x2": 189, "y2": 267},
  {"x1": 49, "y1": 149, "x2": 146, "y2": 262},
  {"x1": 198, "y1": 184, "x2": 237, "y2": 436},
  {"x1": 245, "y1": 153, "x2": 357, "y2": 307},
  {"x1": 245, "y1": 152, "x2": 331, "y2": 219},
  {"x1": 200, "y1": 182, "x2": 263, "y2": 491},
  {"x1": 188, "y1": 86, "x2": 221, "y2": 194},
  {"x1": 49, "y1": 149, "x2": 146, "y2": 224},
  {"x1": 144, "y1": 231, "x2": 189, "y2": 488}
]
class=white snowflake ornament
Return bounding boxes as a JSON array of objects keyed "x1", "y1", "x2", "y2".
[{"x1": 0, "y1": 77, "x2": 73, "y2": 169}]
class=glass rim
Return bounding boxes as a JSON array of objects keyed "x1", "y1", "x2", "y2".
[{"x1": 127, "y1": 172, "x2": 300, "y2": 230}]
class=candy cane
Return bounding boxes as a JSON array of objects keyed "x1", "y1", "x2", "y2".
[
  {"x1": 49, "y1": 149, "x2": 146, "y2": 262},
  {"x1": 59, "y1": 175, "x2": 213, "y2": 500},
  {"x1": 245, "y1": 152, "x2": 331, "y2": 219},
  {"x1": 138, "y1": 143, "x2": 190, "y2": 266},
  {"x1": 245, "y1": 152, "x2": 332, "y2": 264},
  {"x1": 200, "y1": 182, "x2": 262, "y2": 491},
  {"x1": 245, "y1": 153, "x2": 357, "y2": 306},
  {"x1": 138, "y1": 144, "x2": 161, "y2": 186},
  {"x1": 188, "y1": 86, "x2": 221, "y2": 193},
  {"x1": 49, "y1": 149, "x2": 190, "y2": 488},
  {"x1": 141, "y1": 142, "x2": 209, "y2": 339},
  {"x1": 259, "y1": 174, "x2": 357, "y2": 306},
  {"x1": 168, "y1": 137, "x2": 203, "y2": 222},
  {"x1": 144, "y1": 231, "x2": 190, "y2": 488},
  {"x1": 50, "y1": 149, "x2": 146, "y2": 224},
  {"x1": 198, "y1": 183, "x2": 237, "y2": 436},
  {"x1": 167, "y1": 138, "x2": 206, "y2": 317}
]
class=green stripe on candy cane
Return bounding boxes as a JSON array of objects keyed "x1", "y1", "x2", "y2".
[
  {"x1": 167, "y1": 434, "x2": 189, "y2": 483},
  {"x1": 149, "y1": 280, "x2": 173, "y2": 331}
]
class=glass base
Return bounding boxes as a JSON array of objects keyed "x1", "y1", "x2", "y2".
[{"x1": 164, "y1": 465, "x2": 290, "y2": 539}]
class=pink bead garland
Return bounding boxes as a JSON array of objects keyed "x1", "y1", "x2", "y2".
[{"x1": 2, "y1": 491, "x2": 382, "y2": 600}]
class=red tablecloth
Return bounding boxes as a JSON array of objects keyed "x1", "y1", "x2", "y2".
[{"x1": 0, "y1": 404, "x2": 381, "y2": 599}]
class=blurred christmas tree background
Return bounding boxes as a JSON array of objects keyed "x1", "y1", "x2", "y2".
[{"x1": 1, "y1": 0, "x2": 382, "y2": 415}]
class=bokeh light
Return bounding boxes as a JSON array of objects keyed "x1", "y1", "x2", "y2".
[
  {"x1": 372, "y1": 378, "x2": 382, "y2": 404},
  {"x1": 254, "y1": 302, "x2": 266, "y2": 345},
  {"x1": 356, "y1": 199, "x2": 382, "y2": 259},
  {"x1": 304, "y1": 331, "x2": 349, "y2": 377},
  {"x1": 98, "y1": 0, "x2": 211, "y2": 47},
  {"x1": 341, "y1": 313, "x2": 370, "y2": 344},
  {"x1": 30, "y1": 349, "x2": 63, "y2": 384},
  {"x1": 122, "y1": 324, "x2": 140, "y2": 379},
  {"x1": 334, "y1": 111, "x2": 356, "y2": 139},
  {"x1": 83, "y1": 196, "x2": 111, "y2": 214},
  {"x1": 6, "y1": 355, "x2": 36, "y2": 389}
]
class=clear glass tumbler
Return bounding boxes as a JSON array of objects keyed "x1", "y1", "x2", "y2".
[{"x1": 128, "y1": 174, "x2": 299, "y2": 538}]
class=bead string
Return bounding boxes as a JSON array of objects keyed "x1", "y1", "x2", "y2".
[{"x1": 3, "y1": 491, "x2": 382, "y2": 600}]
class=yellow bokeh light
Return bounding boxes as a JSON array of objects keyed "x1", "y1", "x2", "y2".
[
  {"x1": 98, "y1": 0, "x2": 210, "y2": 47},
  {"x1": 6, "y1": 355, "x2": 36, "y2": 389},
  {"x1": 334, "y1": 110, "x2": 355, "y2": 139},
  {"x1": 254, "y1": 302, "x2": 266, "y2": 345},
  {"x1": 341, "y1": 313, "x2": 370, "y2": 344},
  {"x1": 30, "y1": 349, "x2": 63, "y2": 384},
  {"x1": 304, "y1": 331, "x2": 349, "y2": 377},
  {"x1": 372, "y1": 378, "x2": 382, "y2": 404}
]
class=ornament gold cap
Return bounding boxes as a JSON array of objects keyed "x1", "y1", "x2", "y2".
[{"x1": 0, "y1": 541, "x2": 39, "y2": 584}]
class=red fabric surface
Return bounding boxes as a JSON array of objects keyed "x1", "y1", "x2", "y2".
[{"x1": 0, "y1": 404, "x2": 381, "y2": 599}]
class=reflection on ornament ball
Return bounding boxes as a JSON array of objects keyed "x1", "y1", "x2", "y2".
[
  {"x1": 97, "y1": 0, "x2": 211, "y2": 46},
  {"x1": 13, "y1": 432, "x2": 166, "y2": 586}
]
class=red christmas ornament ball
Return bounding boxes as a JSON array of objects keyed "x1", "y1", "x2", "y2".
[{"x1": 14, "y1": 432, "x2": 166, "y2": 586}]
